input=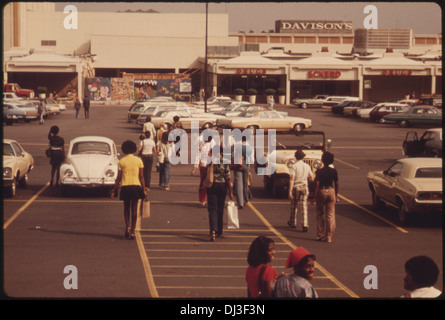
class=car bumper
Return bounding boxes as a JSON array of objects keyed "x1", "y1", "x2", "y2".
[{"x1": 60, "y1": 178, "x2": 115, "y2": 188}]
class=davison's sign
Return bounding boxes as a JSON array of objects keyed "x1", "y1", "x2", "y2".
[{"x1": 276, "y1": 20, "x2": 353, "y2": 34}]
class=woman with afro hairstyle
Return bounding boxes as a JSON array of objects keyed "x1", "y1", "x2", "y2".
[
  {"x1": 245, "y1": 236, "x2": 277, "y2": 298},
  {"x1": 111, "y1": 140, "x2": 146, "y2": 240}
]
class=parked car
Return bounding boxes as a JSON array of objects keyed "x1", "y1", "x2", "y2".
[
  {"x1": 213, "y1": 104, "x2": 287, "y2": 117},
  {"x1": 258, "y1": 131, "x2": 331, "y2": 198},
  {"x1": 3, "y1": 101, "x2": 39, "y2": 124},
  {"x1": 44, "y1": 98, "x2": 61, "y2": 116},
  {"x1": 127, "y1": 99, "x2": 180, "y2": 122},
  {"x1": 292, "y1": 94, "x2": 328, "y2": 109},
  {"x1": 369, "y1": 103, "x2": 410, "y2": 123},
  {"x1": 417, "y1": 94, "x2": 442, "y2": 108},
  {"x1": 343, "y1": 101, "x2": 376, "y2": 117},
  {"x1": 367, "y1": 158, "x2": 442, "y2": 224},
  {"x1": 192, "y1": 96, "x2": 233, "y2": 109},
  {"x1": 331, "y1": 100, "x2": 358, "y2": 115},
  {"x1": 3, "y1": 139, "x2": 34, "y2": 197},
  {"x1": 150, "y1": 109, "x2": 224, "y2": 130},
  {"x1": 383, "y1": 105, "x2": 442, "y2": 128},
  {"x1": 3, "y1": 83, "x2": 35, "y2": 98},
  {"x1": 59, "y1": 136, "x2": 119, "y2": 194},
  {"x1": 216, "y1": 110, "x2": 311, "y2": 132},
  {"x1": 322, "y1": 96, "x2": 359, "y2": 109},
  {"x1": 135, "y1": 102, "x2": 189, "y2": 124},
  {"x1": 3, "y1": 92, "x2": 23, "y2": 101},
  {"x1": 403, "y1": 128, "x2": 442, "y2": 157},
  {"x1": 208, "y1": 101, "x2": 251, "y2": 113}
]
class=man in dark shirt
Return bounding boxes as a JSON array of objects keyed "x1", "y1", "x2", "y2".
[{"x1": 83, "y1": 95, "x2": 90, "y2": 119}]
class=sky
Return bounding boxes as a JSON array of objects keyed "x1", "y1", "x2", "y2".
[{"x1": 55, "y1": 1, "x2": 442, "y2": 34}]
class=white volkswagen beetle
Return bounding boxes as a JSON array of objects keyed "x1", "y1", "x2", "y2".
[{"x1": 59, "y1": 136, "x2": 119, "y2": 194}]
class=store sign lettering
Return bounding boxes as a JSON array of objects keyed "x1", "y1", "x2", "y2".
[
  {"x1": 382, "y1": 70, "x2": 412, "y2": 76},
  {"x1": 308, "y1": 70, "x2": 341, "y2": 79},
  {"x1": 237, "y1": 68, "x2": 267, "y2": 75}
]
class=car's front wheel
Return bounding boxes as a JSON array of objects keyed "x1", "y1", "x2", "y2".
[
  {"x1": 398, "y1": 201, "x2": 409, "y2": 225},
  {"x1": 300, "y1": 102, "x2": 308, "y2": 109},
  {"x1": 371, "y1": 191, "x2": 385, "y2": 209},
  {"x1": 6, "y1": 178, "x2": 17, "y2": 197},
  {"x1": 293, "y1": 124, "x2": 304, "y2": 132}
]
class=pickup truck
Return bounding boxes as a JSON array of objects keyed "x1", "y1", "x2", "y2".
[
  {"x1": 4, "y1": 83, "x2": 35, "y2": 99},
  {"x1": 292, "y1": 95, "x2": 328, "y2": 108}
]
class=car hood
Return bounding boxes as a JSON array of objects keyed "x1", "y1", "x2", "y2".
[
  {"x1": 3, "y1": 156, "x2": 16, "y2": 167},
  {"x1": 274, "y1": 150, "x2": 322, "y2": 163},
  {"x1": 68, "y1": 155, "x2": 117, "y2": 178}
]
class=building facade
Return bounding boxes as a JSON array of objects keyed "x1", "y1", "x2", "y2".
[{"x1": 3, "y1": 4, "x2": 442, "y2": 103}]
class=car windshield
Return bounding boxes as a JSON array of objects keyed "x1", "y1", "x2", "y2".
[
  {"x1": 273, "y1": 132, "x2": 325, "y2": 150},
  {"x1": 71, "y1": 141, "x2": 111, "y2": 155},
  {"x1": 415, "y1": 167, "x2": 442, "y2": 178},
  {"x1": 3, "y1": 143, "x2": 14, "y2": 156}
]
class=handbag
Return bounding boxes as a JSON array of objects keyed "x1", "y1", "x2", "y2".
[
  {"x1": 45, "y1": 148, "x2": 51, "y2": 158},
  {"x1": 202, "y1": 163, "x2": 214, "y2": 188},
  {"x1": 227, "y1": 201, "x2": 239, "y2": 229},
  {"x1": 141, "y1": 199, "x2": 150, "y2": 218}
]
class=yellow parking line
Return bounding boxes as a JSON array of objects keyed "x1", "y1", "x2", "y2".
[
  {"x1": 335, "y1": 158, "x2": 360, "y2": 170},
  {"x1": 247, "y1": 201, "x2": 360, "y2": 298},
  {"x1": 338, "y1": 194, "x2": 409, "y2": 234},
  {"x1": 3, "y1": 182, "x2": 49, "y2": 230}
]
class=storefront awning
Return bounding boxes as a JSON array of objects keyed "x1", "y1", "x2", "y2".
[{"x1": 5, "y1": 50, "x2": 84, "y2": 72}]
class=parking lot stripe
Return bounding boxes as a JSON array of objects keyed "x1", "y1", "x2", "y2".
[
  {"x1": 3, "y1": 182, "x2": 49, "y2": 230},
  {"x1": 247, "y1": 201, "x2": 360, "y2": 298},
  {"x1": 338, "y1": 194, "x2": 408, "y2": 233}
]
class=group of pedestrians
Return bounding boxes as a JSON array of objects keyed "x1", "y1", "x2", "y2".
[
  {"x1": 288, "y1": 149, "x2": 338, "y2": 243},
  {"x1": 74, "y1": 95, "x2": 90, "y2": 119},
  {"x1": 245, "y1": 235, "x2": 441, "y2": 298}
]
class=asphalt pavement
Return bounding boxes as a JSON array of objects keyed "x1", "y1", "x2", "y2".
[{"x1": 2, "y1": 102, "x2": 442, "y2": 307}]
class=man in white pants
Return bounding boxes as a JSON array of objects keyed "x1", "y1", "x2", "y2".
[{"x1": 288, "y1": 149, "x2": 314, "y2": 232}]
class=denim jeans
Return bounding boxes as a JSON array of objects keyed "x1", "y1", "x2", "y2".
[
  {"x1": 159, "y1": 160, "x2": 170, "y2": 187},
  {"x1": 233, "y1": 166, "x2": 251, "y2": 207},
  {"x1": 206, "y1": 182, "x2": 227, "y2": 235}
]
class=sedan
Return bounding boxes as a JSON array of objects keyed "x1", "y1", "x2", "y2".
[
  {"x1": 216, "y1": 110, "x2": 311, "y2": 132},
  {"x1": 369, "y1": 103, "x2": 410, "y2": 123},
  {"x1": 3, "y1": 101, "x2": 39, "y2": 124},
  {"x1": 383, "y1": 106, "x2": 442, "y2": 128},
  {"x1": 3, "y1": 139, "x2": 34, "y2": 197},
  {"x1": 59, "y1": 136, "x2": 119, "y2": 194},
  {"x1": 150, "y1": 109, "x2": 224, "y2": 130},
  {"x1": 367, "y1": 158, "x2": 442, "y2": 224}
]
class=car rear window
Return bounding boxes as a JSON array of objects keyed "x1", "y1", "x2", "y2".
[
  {"x1": 72, "y1": 141, "x2": 111, "y2": 155},
  {"x1": 415, "y1": 167, "x2": 442, "y2": 178}
]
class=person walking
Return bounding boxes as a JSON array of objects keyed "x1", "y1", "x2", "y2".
[
  {"x1": 288, "y1": 149, "x2": 314, "y2": 232},
  {"x1": 402, "y1": 255, "x2": 441, "y2": 298},
  {"x1": 156, "y1": 122, "x2": 168, "y2": 172},
  {"x1": 245, "y1": 236, "x2": 277, "y2": 298},
  {"x1": 200, "y1": 145, "x2": 234, "y2": 241},
  {"x1": 38, "y1": 98, "x2": 46, "y2": 125},
  {"x1": 142, "y1": 116, "x2": 156, "y2": 143},
  {"x1": 47, "y1": 126, "x2": 65, "y2": 187},
  {"x1": 192, "y1": 135, "x2": 214, "y2": 206},
  {"x1": 111, "y1": 140, "x2": 146, "y2": 240},
  {"x1": 157, "y1": 131, "x2": 173, "y2": 190},
  {"x1": 312, "y1": 151, "x2": 339, "y2": 243},
  {"x1": 273, "y1": 247, "x2": 318, "y2": 298},
  {"x1": 232, "y1": 136, "x2": 253, "y2": 209},
  {"x1": 74, "y1": 97, "x2": 81, "y2": 119},
  {"x1": 138, "y1": 131, "x2": 156, "y2": 191},
  {"x1": 268, "y1": 96, "x2": 275, "y2": 110},
  {"x1": 83, "y1": 95, "x2": 90, "y2": 119}
]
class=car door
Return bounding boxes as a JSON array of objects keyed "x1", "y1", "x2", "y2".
[
  {"x1": 402, "y1": 132, "x2": 421, "y2": 156},
  {"x1": 257, "y1": 111, "x2": 271, "y2": 128},
  {"x1": 375, "y1": 162, "x2": 404, "y2": 204},
  {"x1": 10, "y1": 142, "x2": 27, "y2": 178}
]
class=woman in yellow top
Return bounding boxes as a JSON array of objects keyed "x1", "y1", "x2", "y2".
[{"x1": 111, "y1": 140, "x2": 146, "y2": 239}]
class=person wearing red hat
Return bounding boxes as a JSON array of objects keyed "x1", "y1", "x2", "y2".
[{"x1": 273, "y1": 247, "x2": 318, "y2": 298}]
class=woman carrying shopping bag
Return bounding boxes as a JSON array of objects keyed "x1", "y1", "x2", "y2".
[{"x1": 200, "y1": 144, "x2": 234, "y2": 241}]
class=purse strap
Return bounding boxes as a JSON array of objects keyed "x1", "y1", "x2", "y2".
[{"x1": 257, "y1": 264, "x2": 267, "y2": 297}]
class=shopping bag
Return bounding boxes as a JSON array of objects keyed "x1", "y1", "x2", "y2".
[
  {"x1": 202, "y1": 163, "x2": 214, "y2": 188},
  {"x1": 142, "y1": 199, "x2": 150, "y2": 218},
  {"x1": 227, "y1": 201, "x2": 239, "y2": 229}
]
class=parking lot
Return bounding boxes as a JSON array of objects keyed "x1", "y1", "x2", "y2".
[{"x1": 2, "y1": 102, "x2": 442, "y2": 301}]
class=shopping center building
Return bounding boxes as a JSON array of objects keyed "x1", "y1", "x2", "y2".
[{"x1": 3, "y1": 2, "x2": 442, "y2": 103}]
